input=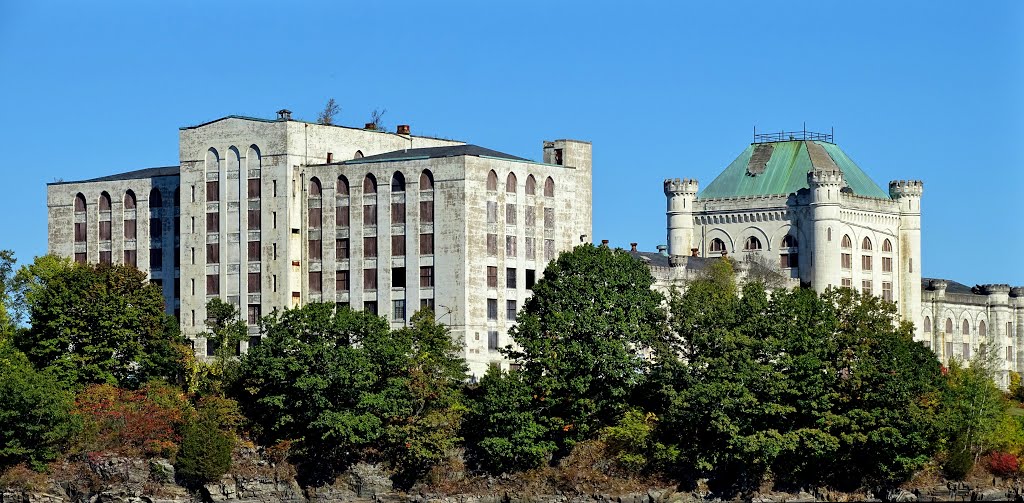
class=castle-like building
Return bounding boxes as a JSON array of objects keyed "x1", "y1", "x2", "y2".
[
  {"x1": 651, "y1": 130, "x2": 1023, "y2": 386},
  {"x1": 46, "y1": 110, "x2": 592, "y2": 377}
]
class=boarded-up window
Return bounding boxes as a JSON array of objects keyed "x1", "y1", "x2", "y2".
[
  {"x1": 99, "y1": 251, "x2": 111, "y2": 265},
  {"x1": 124, "y1": 219, "x2": 136, "y2": 239},
  {"x1": 206, "y1": 181, "x2": 219, "y2": 202},
  {"x1": 336, "y1": 270, "x2": 350, "y2": 291},
  {"x1": 363, "y1": 174, "x2": 377, "y2": 194},
  {"x1": 419, "y1": 201, "x2": 433, "y2": 223},
  {"x1": 506, "y1": 204, "x2": 516, "y2": 225},
  {"x1": 206, "y1": 212, "x2": 219, "y2": 233},
  {"x1": 544, "y1": 239, "x2": 555, "y2": 261},
  {"x1": 506, "y1": 235, "x2": 517, "y2": 257},
  {"x1": 363, "y1": 237, "x2": 377, "y2": 258},
  {"x1": 544, "y1": 177, "x2": 554, "y2": 197},
  {"x1": 99, "y1": 221, "x2": 112, "y2": 241},
  {"x1": 363, "y1": 204, "x2": 377, "y2": 226},
  {"x1": 364, "y1": 269, "x2": 377, "y2": 290},
  {"x1": 392, "y1": 235, "x2": 406, "y2": 256},
  {"x1": 525, "y1": 237, "x2": 535, "y2": 260},
  {"x1": 506, "y1": 172, "x2": 517, "y2": 193},
  {"x1": 124, "y1": 191, "x2": 136, "y2": 209},
  {"x1": 207, "y1": 274, "x2": 219, "y2": 295},
  {"x1": 487, "y1": 266, "x2": 498, "y2": 288},
  {"x1": 248, "y1": 241, "x2": 260, "y2": 261},
  {"x1": 309, "y1": 271, "x2": 322, "y2": 293},
  {"x1": 309, "y1": 240, "x2": 322, "y2": 260},
  {"x1": 336, "y1": 238, "x2": 349, "y2": 259},
  {"x1": 487, "y1": 171, "x2": 498, "y2": 191},
  {"x1": 487, "y1": 234, "x2": 497, "y2": 256},
  {"x1": 544, "y1": 207, "x2": 555, "y2": 230},
  {"x1": 206, "y1": 243, "x2": 220, "y2": 264},
  {"x1": 309, "y1": 207, "x2": 322, "y2": 228},
  {"x1": 420, "y1": 233, "x2": 434, "y2": 255},
  {"x1": 99, "y1": 192, "x2": 111, "y2": 211},
  {"x1": 248, "y1": 179, "x2": 261, "y2": 198},
  {"x1": 248, "y1": 273, "x2": 261, "y2": 292},
  {"x1": 124, "y1": 250, "x2": 137, "y2": 267},
  {"x1": 420, "y1": 266, "x2": 433, "y2": 288},
  {"x1": 420, "y1": 170, "x2": 433, "y2": 191},
  {"x1": 248, "y1": 209, "x2": 261, "y2": 230},
  {"x1": 391, "y1": 202, "x2": 406, "y2": 224},
  {"x1": 336, "y1": 205, "x2": 350, "y2": 227},
  {"x1": 338, "y1": 176, "x2": 350, "y2": 195},
  {"x1": 525, "y1": 175, "x2": 536, "y2": 195}
]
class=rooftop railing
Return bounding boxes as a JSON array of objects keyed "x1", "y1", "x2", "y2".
[{"x1": 753, "y1": 126, "x2": 833, "y2": 144}]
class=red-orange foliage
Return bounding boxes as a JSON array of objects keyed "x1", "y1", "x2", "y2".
[
  {"x1": 987, "y1": 451, "x2": 1019, "y2": 477},
  {"x1": 74, "y1": 382, "x2": 190, "y2": 457}
]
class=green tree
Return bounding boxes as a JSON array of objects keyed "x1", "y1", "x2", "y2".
[
  {"x1": 0, "y1": 339, "x2": 79, "y2": 470},
  {"x1": 506, "y1": 244, "x2": 667, "y2": 454},
  {"x1": 0, "y1": 250, "x2": 16, "y2": 340},
  {"x1": 198, "y1": 298, "x2": 248, "y2": 395},
  {"x1": 14, "y1": 256, "x2": 188, "y2": 388},
  {"x1": 176, "y1": 396, "x2": 240, "y2": 483},
  {"x1": 941, "y1": 354, "x2": 1008, "y2": 478}
]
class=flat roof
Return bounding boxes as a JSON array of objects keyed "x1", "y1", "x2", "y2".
[{"x1": 49, "y1": 166, "x2": 180, "y2": 186}]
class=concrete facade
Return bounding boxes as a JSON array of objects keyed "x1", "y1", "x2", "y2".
[{"x1": 47, "y1": 111, "x2": 592, "y2": 377}]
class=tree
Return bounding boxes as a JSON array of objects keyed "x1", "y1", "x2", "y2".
[
  {"x1": 316, "y1": 98, "x2": 340, "y2": 125},
  {"x1": 369, "y1": 108, "x2": 387, "y2": 131},
  {"x1": 176, "y1": 396, "x2": 240, "y2": 483},
  {"x1": 940, "y1": 352, "x2": 1008, "y2": 479},
  {"x1": 14, "y1": 256, "x2": 188, "y2": 388},
  {"x1": 198, "y1": 298, "x2": 248, "y2": 395},
  {"x1": 0, "y1": 250, "x2": 16, "y2": 340},
  {"x1": 506, "y1": 244, "x2": 667, "y2": 454}
]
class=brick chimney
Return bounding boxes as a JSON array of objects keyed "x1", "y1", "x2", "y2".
[{"x1": 397, "y1": 124, "x2": 411, "y2": 135}]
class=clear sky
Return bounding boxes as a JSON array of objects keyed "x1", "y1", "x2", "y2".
[{"x1": 1, "y1": 1, "x2": 1021, "y2": 285}]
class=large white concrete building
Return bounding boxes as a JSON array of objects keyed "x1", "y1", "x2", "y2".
[
  {"x1": 653, "y1": 130, "x2": 1023, "y2": 385},
  {"x1": 47, "y1": 110, "x2": 592, "y2": 377}
]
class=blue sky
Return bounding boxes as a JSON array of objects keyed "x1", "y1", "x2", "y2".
[{"x1": 1, "y1": 1, "x2": 1021, "y2": 284}]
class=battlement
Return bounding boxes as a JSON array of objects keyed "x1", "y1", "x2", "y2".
[
  {"x1": 1012, "y1": 287, "x2": 1024, "y2": 298},
  {"x1": 888, "y1": 180, "x2": 924, "y2": 198},
  {"x1": 664, "y1": 178, "x2": 699, "y2": 195},
  {"x1": 980, "y1": 284, "x2": 1012, "y2": 295},
  {"x1": 807, "y1": 167, "x2": 844, "y2": 186}
]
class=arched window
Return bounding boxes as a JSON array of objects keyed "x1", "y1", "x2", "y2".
[
  {"x1": 963, "y1": 320, "x2": 970, "y2": 336},
  {"x1": 744, "y1": 236, "x2": 762, "y2": 250},
  {"x1": 354, "y1": 150, "x2": 364, "y2": 159},
  {"x1": 523, "y1": 175, "x2": 535, "y2": 195},
  {"x1": 924, "y1": 316, "x2": 932, "y2": 333},
  {"x1": 363, "y1": 174, "x2": 377, "y2": 194},
  {"x1": 486, "y1": 170, "x2": 498, "y2": 191},
  {"x1": 782, "y1": 235, "x2": 797, "y2": 248},
  {"x1": 883, "y1": 239, "x2": 892, "y2": 252},
  {"x1": 391, "y1": 172, "x2": 405, "y2": 192},
  {"x1": 710, "y1": 238, "x2": 726, "y2": 252},
  {"x1": 74, "y1": 193, "x2": 87, "y2": 244},
  {"x1": 946, "y1": 318, "x2": 953, "y2": 334},
  {"x1": 124, "y1": 190, "x2": 137, "y2": 240},
  {"x1": 862, "y1": 237, "x2": 872, "y2": 251},
  {"x1": 841, "y1": 235, "x2": 852, "y2": 249},
  {"x1": 827, "y1": 227, "x2": 832, "y2": 242},
  {"x1": 506, "y1": 172, "x2": 517, "y2": 193},
  {"x1": 99, "y1": 192, "x2": 112, "y2": 211},
  {"x1": 544, "y1": 177, "x2": 555, "y2": 197},
  {"x1": 75, "y1": 193, "x2": 87, "y2": 213},
  {"x1": 124, "y1": 190, "x2": 136, "y2": 209},
  {"x1": 308, "y1": 178, "x2": 323, "y2": 261},
  {"x1": 309, "y1": 177, "x2": 322, "y2": 197},
  {"x1": 338, "y1": 175, "x2": 350, "y2": 195},
  {"x1": 980, "y1": 320, "x2": 987, "y2": 337},
  {"x1": 420, "y1": 170, "x2": 434, "y2": 191},
  {"x1": 150, "y1": 188, "x2": 162, "y2": 208},
  {"x1": 98, "y1": 192, "x2": 112, "y2": 242},
  {"x1": 336, "y1": 176, "x2": 350, "y2": 227}
]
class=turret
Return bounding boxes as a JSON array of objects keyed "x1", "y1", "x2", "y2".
[
  {"x1": 806, "y1": 167, "x2": 845, "y2": 292},
  {"x1": 890, "y1": 179, "x2": 924, "y2": 331},
  {"x1": 664, "y1": 178, "x2": 698, "y2": 257}
]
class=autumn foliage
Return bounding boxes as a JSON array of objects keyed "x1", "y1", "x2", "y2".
[
  {"x1": 74, "y1": 383, "x2": 189, "y2": 457},
  {"x1": 987, "y1": 451, "x2": 1019, "y2": 477}
]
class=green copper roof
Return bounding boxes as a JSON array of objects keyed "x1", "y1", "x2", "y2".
[{"x1": 698, "y1": 140, "x2": 890, "y2": 199}]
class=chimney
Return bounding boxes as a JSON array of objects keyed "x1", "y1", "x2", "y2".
[
  {"x1": 326, "y1": 152, "x2": 333, "y2": 163},
  {"x1": 691, "y1": 248, "x2": 699, "y2": 257},
  {"x1": 276, "y1": 109, "x2": 292, "y2": 120},
  {"x1": 601, "y1": 240, "x2": 609, "y2": 247},
  {"x1": 630, "y1": 242, "x2": 638, "y2": 252},
  {"x1": 364, "y1": 122, "x2": 377, "y2": 131},
  {"x1": 656, "y1": 245, "x2": 668, "y2": 256},
  {"x1": 396, "y1": 124, "x2": 411, "y2": 135}
]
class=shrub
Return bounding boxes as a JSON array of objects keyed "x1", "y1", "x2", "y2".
[
  {"x1": 175, "y1": 397, "x2": 238, "y2": 484},
  {"x1": 73, "y1": 382, "x2": 189, "y2": 457},
  {"x1": 944, "y1": 445, "x2": 974, "y2": 480},
  {"x1": 987, "y1": 451, "x2": 1019, "y2": 477},
  {"x1": 601, "y1": 409, "x2": 657, "y2": 472}
]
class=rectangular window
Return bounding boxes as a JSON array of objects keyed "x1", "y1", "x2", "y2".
[
  {"x1": 99, "y1": 221, "x2": 112, "y2": 241},
  {"x1": 506, "y1": 204, "x2": 516, "y2": 225},
  {"x1": 882, "y1": 282, "x2": 892, "y2": 302},
  {"x1": 487, "y1": 298, "x2": 498, "y2": 320},
  {"x1": 526, "y1": 269, "x2": 536, "y2": 289},
  {"x1": 206, "y1": 243, "x2": 220, "y2": 264},
  {"x1": 309, "y1": 271, "x2": 322, "y2": 293},
  {"x1": 841, "y1": 253, "x2": 852, "y2": 269},
  {"x1": 206, "y1": 181, "x2": 219, "y2": 202},
  {"x1": 780, "y1": 253, "x2": 798, "y2": 269},
  {"x1": 420, "y1": 233, "x2": 434, "y2": 255},
  {"x1": 124, "y1": 219, "x2": 136, "y2": 239},
  {"x1": 882, "y1": 256, "x2": 892, "y2": 272},
  {"x1": 206, "y1": 212, "x2": 219, "y2": 233},
  {"x1": 525, "y1": 237, "x2": 536, "y2": 260},
  {"x1": 487, "y1": 201, "x2": 498, "y2": 224},
  {"x1": 544, "y1": 239, "x2": 555, "y2": 261},
  {"x1": 248, "y1": 272, "x2": 260, "y2": 293},
  {"x1": 123, "y1": 249, "x2": 137, "y2": 267},
  {"x1": 487, "y1": 233, "x2": 498, "y2": 256},
  {"x1": 420, "y1": 266, "x2": 434, "y2": 288},
  {"x1": 363, "y1": 236, "x2": 378, "y2": 258},
  {"x1": 206, "y1": 274, "x2": 219, "y2": 295},
  {"x1": 506, "y1": 267, "x2": 517, "y2": 289},
  {"x1": 248, "y1": 179, "x2": 261, "y2": 198},
  {"x1": 248, "y1": 209, "x2": 261, "y2": 230},
  {"x1": 248, "y1": 241, "x2": 260, "y2": 261},
  {"x1": 544, "y1": 207, "x2": 555, "y2": 230},
  {"x1": 841, "y1": 277, "x2": 852, "y2": 288},
  {"x1": 74, "y1": 222, "x2": 87, "y2": 242},
  {"x1": 99, "y1": 251, "x2": 111, "y2": 265},
  {"x1": 364, "y1": 269, "x2": 377, "y2": 290},
  {"x1": 150, "y1": 218, "x2": 162, "y2": 239},
  {"x1": 945, "y1": 342, "x2": 953, "y2": 359},
  {"x1": 336, "y1": 238, "x2": 349, "y2": 259},
  {"x1": 75, "y1": 252, "x2": 86, "y2": 264},
  {"x1": 392, "y1": 235, "x2": 406, "y2": 256},
  {"x1": 506, "y1": 235, "x2": 517, "y2": 257},
  {"x1": 391, "y1": 202, "x2": 406, "y2": 224},
  {"x1": 364, "y1": 301, "x2": 377, "y2": 315},
  {"x1": 862, "y1": 280, "x2": 872, "y2": 296},
  {"x1": 393, "y1": 300, "x2": 406, "y2": 322},
  {"x1": 247, "y1": 304, "x2": 261, "y2": 325},
  {"x1": 150, "y1": 250, "x2": 163, "y2": 269},
  {"x1": 488, "y1": 330, "x2": 499, "y2": 351},
  {"x1": 363, "y1": 204, "x2": 377, "y2": 226},
  {"x1": 963, "y1": 343, "x2": 971, "y2": 360},
  {"x1": 336, "y1": 205, "x2": 350, "y2": 227},
  {"x1": 308, "y1": 240, "x2": 322, "y2": 260},
  {"x1": 336, "y1": 270, "x2": 350, "y2": 291},
  {"x1": 421, "y1": 298, "x2": 435, "y2": 311},
  {"x1": 507, "y1": 300, "x2": 517, "y2": 321},
  {"x1": 393, "y1": 267, "x2": 406, "y2": 288},
  {"x1": 487, "y1": 266, "x2": 498, "y2": 288},
  {"x1": 1009, "y1": 322, "x2": 1014, "y2": 337},
  {"x1": 862, "y1": 255, "x2": 872, "y2": 271},
  {"x1": 419, "y1": 201, "x2": 434, "y2": 223},
  {"x1": 526, "y1": 206, "x2": 536, "y2": 227},
  {"x1": 1008, "y1": 346, "x2": 1014, "y2": 362},
  {"x1": 308, "y1": 207, "x2": 322, "y2": 228}
]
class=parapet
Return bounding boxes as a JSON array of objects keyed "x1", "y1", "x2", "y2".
[
  {"x1": 807, "y1": 167, "x2": 844, "y2": 186},
  {"x1": 980, "y1": 284, "x2": 1012, "y2": 295},
  {"x1": 664, "y1": 178, "x2": 699, "y2": 196},
  {"x1": 888, "y1": 180, "x2": 924, "y2": 199},
  {"x1": 929, "y1": 279, "x2": 948, "y2": 292},
  {"x1": 1011, "y1": 287, "x2": 1024, "y2": 298}
]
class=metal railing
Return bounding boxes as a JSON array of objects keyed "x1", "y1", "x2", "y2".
[{"x1": 753, "y1": 125, "x2": 834, "y2": 144}]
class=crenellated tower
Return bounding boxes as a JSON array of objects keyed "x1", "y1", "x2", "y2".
[
  {"x1": 664, "y1": 178, "x2": 698, "y2": 257},
  {"x1": 890, "y1": 180, "x2": 924, "y2": 333},
  {"x1": 807, "y1": 167, "x2": 845, "y2": 292}
]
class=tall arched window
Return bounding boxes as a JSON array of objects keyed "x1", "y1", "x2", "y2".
[
  {"x1": 99, "y1": 192, "x2": 111, "y2": 211},
  {"x1": 710, "y1": 238, "x2": 726, "y2": 252},
  {"x1": 124, "y1": 190, "x2": 137, "y2": 240},
  {"x1": 419, "y1": 170, "x2": 433, "y2": 191},
  {"x1": 309, "y1": 177, "x2": 322, "y2": 197},
  {"x1": 354, "y1": 150, "x2": 364, "y2": 159},
  {"x1": 782, "y1": 235, "x2": 797, "y2": 248},
  {"x1": 744, "y1": 236, "x2": 762, "y2": 250},
  {"x1": 98, "y1": 192, "x2": 112, "y2": 241},
  {"x1": 506, "y1": 173, "x2": 517, "y2": 193},
  {"x1": 862, "y1": 237, "x2": 872, "y2": 250},
  {"x1": 924, "y1": 316, "x2": 932, "y2": 333},
  {"x1": 946, "y1": 318, "x2": 954, "y2": 334},
  {"x1": 486, "y1": 170, "x2": 498, "y2": 191},
  {"x1": 336, "y1": 175, "x2": 350, "y2": 227},
  {"x1": 338, "y1": 175, "x2": 350, "y2": 195},
  {"x1": 544, "y1": 177, "x2": 555, "y2": 197},
  {"x1": 882, "y1": 239, "x2": 893, "y2": 252},
  {"x1": 980, "y1": 320, "x2": 987, "y2": 337},
  {"x1": 391, "y1": 172, "x2": 405, "y2": 192},
  {"x1": 74, "y1": 193, "x2": 87, "y2": 244},
  {"x1": 841, "y1": 235, "x2": 852, "y2": 249},
  {"x1": 150, "y1": 188, "x2": 163, "y2": 208},
  {"x1": 525, "y1": 175, "x2": 536, "y2": 195},
  {"x1": 124, "y1": 190, "x2": 136, "y2": 209},
  {"x1": 308, "y1": 177, "x2": 323, "y2": 263},
  {"x1": 962, "y1": 320, "x2": 970, "y2": 336},
  {"x1": 363, "y1": 173, "x2": 377, "y2": 194}
]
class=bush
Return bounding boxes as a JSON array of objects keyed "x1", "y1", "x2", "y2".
[
  {"x1": 175, "y1": 397, "x2": 238, "y2": 483},
  {"x1": 73, "y1": 382, "x2": 189, "y2": 457},
  {"x1": 944, "y1": 445, "x2": 974, "y2": 480},
  {"x1": 987, "y1": 451, "x2": 1019, "y2": 477},
  {"x1": 601, "y1": 409, "x2": 657, "y2": 472}
]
